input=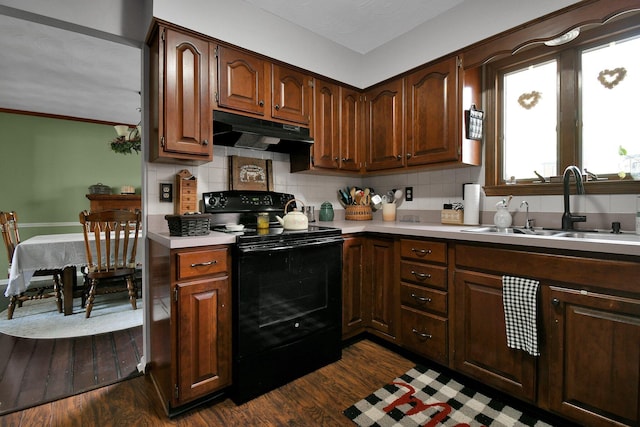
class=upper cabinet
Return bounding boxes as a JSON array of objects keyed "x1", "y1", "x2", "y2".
[
  {"x1": 364, "y1": 55, "x2": 480, "y2": 172},
  {"x1": 149, "y1": 26, "x2": 213, "y2": 163},
  {"x1": 311, "y1": 81, "x2": 363, "y2": 172},
  {"x1": 364, "y1": 79, "x2": 405, "y2": 171},
  {"x1": 214, "y1": 45, "x2": 312, "y2": 126},
  {"x1": 405, "y1": 56, "x2": 459, "y2": 166},
  {"x1": 215, "y1": 45, "x2": 266, "y2": 116}
]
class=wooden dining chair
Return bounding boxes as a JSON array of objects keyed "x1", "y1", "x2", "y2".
[
  {"x1": 79, "y1": 209, "x2": 141, "y2": 318},
  {"x1": 0, "y1": 211, "x2": 63, "y2": 319}
]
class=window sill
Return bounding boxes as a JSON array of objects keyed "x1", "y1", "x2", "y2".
[{"x1": 484, "y1": 179, "x2": 640, "y2": 197}]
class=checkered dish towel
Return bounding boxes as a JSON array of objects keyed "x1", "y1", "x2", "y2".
[{"x1": 502, "y1": 275, "x2": 540, "y2": 356}]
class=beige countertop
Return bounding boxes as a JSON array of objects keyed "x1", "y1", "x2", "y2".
[{"x1": 147, "y1": 218, "x2": 640, "y2": 257}]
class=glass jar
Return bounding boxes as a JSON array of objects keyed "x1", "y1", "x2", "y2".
[
  {"x1": 319, "y1": 202, "x2": 334, "y2": 221},
  {"x1": 256, "y1": 212, "x2": 270, "y2": 229}
]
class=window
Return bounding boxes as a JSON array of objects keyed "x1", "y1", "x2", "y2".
[{"x1": 485, "y1": 19, "x2": 640, "y2": 196}]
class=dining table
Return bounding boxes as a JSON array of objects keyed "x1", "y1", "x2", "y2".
[{"x1": 5, "y1": 233, "x2": 142, "y2": 315}]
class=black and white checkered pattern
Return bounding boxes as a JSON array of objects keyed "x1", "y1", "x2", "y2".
[
  {"x1": 502, "y1": 275, "x2": 540, "y2": 356},
  {"x1": 344, "y1": 365, "x2": 552, "y2": 427}
]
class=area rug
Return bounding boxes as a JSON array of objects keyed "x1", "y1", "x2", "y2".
[
  {"x1": 0, "y1": 293, "x2": 142, "y2": 339},
  {"x1": 344, "y1": 365, "x2": 553, "y2": 427}
]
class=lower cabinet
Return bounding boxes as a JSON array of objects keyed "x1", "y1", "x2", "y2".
[
  {"x1": 148, "y1": 240, "x2": 231, "y2": 415},
  {"x1": 546, "y1": 285, "x2": 640, "y2": 427},
  {"x1": 453, "y1": 270, "x2": 537, "y2": 402},
  {"x1": 342, "y1": 235, "x2": 398, "y2": 342},
  {"x1": 455, "y1": 242, "x2": 640, "y2": 427}
]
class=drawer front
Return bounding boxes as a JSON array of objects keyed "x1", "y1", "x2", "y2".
[
  {"x1": 400, "y1": 283, "x2": 447, "y2": 315},
  {"x1": 401, "y1": 308, "x2": 448, "y2": 365},
  {"x1": 400, "y1": 239, "x2": 446, "y2": 264},
  {"x1": 176, "y1": 248, "x2": 228, "y2": 280},
  {"x1": 400, "y1": 260, "x2": 447, "y2": 289}
]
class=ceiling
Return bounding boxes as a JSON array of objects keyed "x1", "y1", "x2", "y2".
[
  {"x1": 0, "y1": 1, "x2": 463, "y2": 124},
  {"x1": 241, "y1": 0, "x2": 464, "y2": 54}
]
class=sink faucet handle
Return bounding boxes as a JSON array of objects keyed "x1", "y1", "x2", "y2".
[{"x1": 520, "y1": 200, "x2": 533, "y2": 229}]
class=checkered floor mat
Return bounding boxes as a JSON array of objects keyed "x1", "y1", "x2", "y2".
[{"x1": 343, "y1": 365, "x2": 553, "y2": 427}]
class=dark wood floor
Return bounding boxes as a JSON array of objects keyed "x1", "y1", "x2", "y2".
[
  {"x1": 0, "y1": 326, "x2": 142, "y2": 418},
  {"x1": 0, "y1": 339, "x2": 415, "y2": 426}
]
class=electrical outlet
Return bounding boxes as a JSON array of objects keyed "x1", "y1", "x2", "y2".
[
  {"x1": 405, "y1": 187, "x2": 413, "y2": 201},
  {"x1": 160, "y1": 183, "x2": 173, "y2": 202}
]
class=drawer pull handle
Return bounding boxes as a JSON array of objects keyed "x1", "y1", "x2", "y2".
[
  {"x1": 411, "y1": 248, "x2": 432, "y2": 256},
  {"x1": 411, "y1": 328, "x2": 432, "y2": 340},
  {"x1": 191, "y1": 260, "x2": 217, "y2": 268},
  {"x1": 411, "y1": 293, "x2": 432, "y2": 303},
  {"x1": 411, "y1": 270, "x2": 431, "y2": 280}
]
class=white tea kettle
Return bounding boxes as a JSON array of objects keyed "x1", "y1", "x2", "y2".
[{"x1": 276, "y1": 199, "x2": 308, "y2": 230}]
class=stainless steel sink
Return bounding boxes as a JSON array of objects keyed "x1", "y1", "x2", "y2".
[
  {"x1": 463, "y1": 226, "x2": 640, "y2": 242},
  {"x1": 462, "y1": 226, "x2": 568, "y2": 237}
]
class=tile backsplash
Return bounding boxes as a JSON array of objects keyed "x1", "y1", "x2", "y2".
[{"x1": 146, "y1": 146, "x2": 638, "y2": 231}]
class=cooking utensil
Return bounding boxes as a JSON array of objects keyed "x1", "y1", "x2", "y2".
[{"x1": 393, "y1": 189, "x2": 403, "y2": 203}]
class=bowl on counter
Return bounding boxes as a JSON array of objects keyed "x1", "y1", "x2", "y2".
[{"x1": 225, "y1": 223, "x2": 245, "y2": 232}]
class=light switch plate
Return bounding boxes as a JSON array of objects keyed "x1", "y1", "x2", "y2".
[{"x1": 160, "y1": 183, "x2": 173, "y2": 202}]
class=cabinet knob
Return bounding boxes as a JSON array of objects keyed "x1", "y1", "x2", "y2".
[
  {"x1": 202, "y1": 139, "x2": 209, "y2": 146},
  {"x1": 275, "y1": 104, "x2": 280, "y2": 110},
  {"x1": 396, "y1": 154, "x2": 402, "y2": 160},
  {"x1": 552, "y1": 298, "x2": 560, "y2": 306},
  {"x1": 406, "y1": 153, "x2": 412, "y2": 159},
  {"x1": 342, "y1": 158, "x2": 348, "y2": 162},
  {"x1": 259, "y1": 100, "x2": 265, "y2": 107},
  {"x1": 334, "y1": 157, "x2": 339, "y2": 162}
]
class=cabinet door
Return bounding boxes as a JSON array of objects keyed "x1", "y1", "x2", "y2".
[
  {"x1": 163, "y1": 28, "x2": 212, "y2": 158},
  {"x1": 368, "y1": 237, "x2": 398, "y2": 339},
  {"x1": 405, "y1": 56, "x2": 458, "y2": 166},
  {"x1": 342, "y1": 237, "x2": 367, "y2": 339},
  {"x1": 216, "y1": 45, "x2": 267, "y2": 116},
  {"x1": 313, "y1": 79, "x2": 340, "y2": 169},
  {"x1": 365, "y1": 79, "x2": 404, "y2": 171},
  {"x1": 175, "y1": 275, "x2": 231, "y2": 404},
  {"x1": 271, "y1": 64, "x2": 311, "y2": 125},
  {"x1": 547, "y1": 286, "x2": 640, "y2": 427},
  {"x1": 454, "y1": 270, "x2": 537, "y2": 402},
  {"x1": 340, "y1": 88, "x2": 363, "y2": 171}
]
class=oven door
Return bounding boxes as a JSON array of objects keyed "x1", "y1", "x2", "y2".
[{"x1": 234, "y1": 236, "x2": 343, "y2": 358}]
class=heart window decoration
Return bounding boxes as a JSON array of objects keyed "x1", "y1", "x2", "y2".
[
  {"x1": 517, "y1": 91, "x2": 542, "y2": 110},
  {"x1": 597, "y1": 67, "x2": 627, "y2": 89}
]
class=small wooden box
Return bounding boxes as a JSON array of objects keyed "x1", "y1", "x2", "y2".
[
  {"x1": 175, "y1": 169, "x2": 198, "y2": 215},
  {"x1": 441, "y1": 209, "x2": 464, "y2": 225}
]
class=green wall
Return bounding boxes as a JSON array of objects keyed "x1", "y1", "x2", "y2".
[{"x1": 0, "y1": 111, "x2": 141, "y2": 277}]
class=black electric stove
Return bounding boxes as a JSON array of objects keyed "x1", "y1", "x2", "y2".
[{"x1": 202, "y1": 190, "x2": 343, "y2": 403}]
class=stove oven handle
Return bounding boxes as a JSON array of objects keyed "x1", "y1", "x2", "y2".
[{"x1": 238, "y1": 238, "x2": 342, "y2": 254}]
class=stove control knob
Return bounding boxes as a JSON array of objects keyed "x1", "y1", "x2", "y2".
[{"x1": 294, "y1": 322, "x2": 300, "y2": 328}]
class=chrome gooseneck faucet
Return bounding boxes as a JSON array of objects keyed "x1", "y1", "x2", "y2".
[{"x1": 561, "y1": 165, "x2": 586, "y2": 230}]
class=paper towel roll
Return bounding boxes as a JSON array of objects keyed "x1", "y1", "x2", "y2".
[{"x1": 463, "y1": 184, "x2": 481, "y2": 225}]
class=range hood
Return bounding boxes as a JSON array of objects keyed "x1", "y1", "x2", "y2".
[{"x1": 213, "y1": 110, "x2": 313, "y2": 153}]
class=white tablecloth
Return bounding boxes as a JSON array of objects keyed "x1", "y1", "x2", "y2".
[{"x1": 6, "y1": 233, "x2": 141, "y2": 297}]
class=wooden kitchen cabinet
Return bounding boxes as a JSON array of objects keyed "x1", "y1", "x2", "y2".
[
  {"x1": 214, "y1": 45, "x2": 312, "y2": 125},
  {"x1": 342, "y1": 236, "x2": 367, "y2": 339},
  {"x1": 367, "y1": 236, "x2": 399, "y2": 341},
  {"x1": 148, "y1": 241, "x2": 231, "y2": 415},
  {"x1": 312, "y1": 81, "x2": 363, "y2": 172},
  {"x1": 364, "y1": 79, "x2": 405, "y2": 171},
  {"x1": 455, "y1": 242, "x2": 640, "y2": 426},
  {"x1": 312, "y1": 79, "x2": 340, "y2": 170},
  {"x1": 149, "y1": 26, "x2": 213, "y2": 163},
  {"x1": 405, "y1": 56, "x2": 459, "y2": 166},
  {"x1": 545, "y1": 286, "x2": 640, "y2": 427},
  {"x1": 453, "y1": 268, "x2": 537, "y2": 402},
  {"x1": 399, "y1": 239, "x2": 449, "y2": 365}
]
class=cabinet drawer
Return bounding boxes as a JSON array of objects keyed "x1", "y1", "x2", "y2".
[
  {"x1": 400, "y1": 239, "x2": 446, "y2": 264},
  {"x1": 401, "y1": 308, "x2": 448, "y2": 365},
  {"x1": 400, "y1": 260, "x2": 447, "y2": 289},
  {"x1": 176, "y1": 248, "x2": 228, "y2": 280},
  {"x1": 400, "y1": 283, "x2": 447, "y2": 315}
]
